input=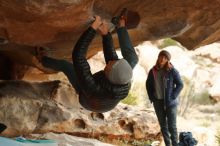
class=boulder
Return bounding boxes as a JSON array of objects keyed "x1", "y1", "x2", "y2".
[
  {"x1": 32, "y1": 132, "x2": 115, "y2": 146},
  {"x1": 0, "y1": 0, "x2": 220, "y2": 79},
  {"x1": 0, "y1": 80, "x2": 160, "y2": 141},
  {"x1": 0, "y1": 0, "x2": 220, "y2": 50}
]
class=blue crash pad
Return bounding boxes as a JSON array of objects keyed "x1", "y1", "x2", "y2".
[{"x1": 0, "y1": 136, "x2": 57, "y2": 146}]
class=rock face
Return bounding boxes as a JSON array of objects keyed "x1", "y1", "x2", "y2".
[
  {"x1": 0, "y1": 0, "x2": 220, "y2": 49},
  {"x1": 33, "y1": 132, "x2": 115, "y2": 146},
  {"x1": 0, "y1": 80, "x2": 160, "y2": 141},
  {"x1": 193, "y1": 43, "x2": 220, "y2": 102},
  {"x1": 0, "y1": 0, "x2": 220, "y2": 79}
]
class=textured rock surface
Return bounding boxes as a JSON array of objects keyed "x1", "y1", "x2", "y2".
[
  {"x1": 0, "y1": 0, "x2": 220, "y2": 49},
  {"x1": 0, "y1": 80, "x2": 160, "y2": 141},
  {"x1": 193, "y1": 43, "x2": 220, "y2": 102},
  {"x1": 32, "y1": 132, "x2": 115, "y2": 146},
  {"x1": 0, "y1": 0, "x2": 220, "y2": 78}
]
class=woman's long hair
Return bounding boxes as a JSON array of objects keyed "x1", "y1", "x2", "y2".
[{"x1": 155, "y1": 58, "x2": 172, "y2": 71}]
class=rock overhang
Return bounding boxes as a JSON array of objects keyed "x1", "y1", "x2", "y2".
[{"x1": 0, "y1": 0, "x2": 220, "y2": 74}]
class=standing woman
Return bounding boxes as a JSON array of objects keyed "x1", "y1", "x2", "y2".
[{"x1": 146, "y1": 50, "x2": 183, "y2": 146}]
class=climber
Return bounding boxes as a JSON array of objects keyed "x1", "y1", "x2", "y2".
[{"x1": 36, "y1": 8, "x2": 138, "y2": 112}]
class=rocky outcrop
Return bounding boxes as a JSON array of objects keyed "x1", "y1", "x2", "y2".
[
  {"x1": 1, "y1": 0, "x2": 220, "y2": 79},
  {"x1": 32, "y1": 132, "x2": 115, "y2": 146},
  {"x1": 193, "y1": 43, "x2": 220, "y2": 103},
  {"x1": 1, "y1": 0, "x2": 220, "y2": 50},
  {"x1": 0, "y1": 80, "x2": 160, "y2": 141}
]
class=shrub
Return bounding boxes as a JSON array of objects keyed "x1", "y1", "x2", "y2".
[
  {"x1": 217, "y1": 105, "x2": 220, "y2": 116},
  {"x1": 121, "y1": 81, "x2": 150, "y2": 107},
  {"x1": 121, "y1": 92, "x2": 138, "y2": 105},
  {"x1": 158, "y1": 38, "x2": 180, "y2": 49},
  {"x1": 131, "y1": 139, "x2": 152, "y2": 146},
  {"x1": 178, "y1": 73, "x2": 212, "y2": 116},
  {"x1": 193, "y1": 90, "x2": 211, "y2": 105},
  {"x1": 200, "y1": 120, "x2": 210, "y2": 127},
  {"x1": 178, "y1": 76, "x2": 196, "y2": 116},
  {"x1": 216, "y1": 129, "x2": 220, "y2": 145}
]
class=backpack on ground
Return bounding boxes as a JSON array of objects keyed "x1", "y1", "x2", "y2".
[{"x1": 178, "y1": 132, "x2": 198, "y2": 146}]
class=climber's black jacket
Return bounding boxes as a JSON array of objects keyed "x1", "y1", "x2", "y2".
[{"x1": 72, "y1": 27, "x2": 132, "y2": 112}]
